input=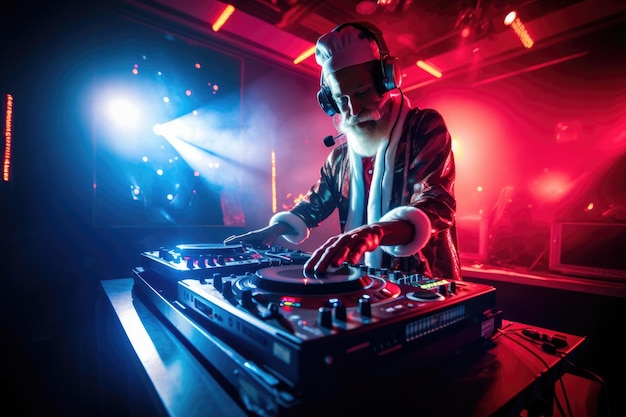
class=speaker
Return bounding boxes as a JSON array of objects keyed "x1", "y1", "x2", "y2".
[{"x1": 317, "y1": 21, "x2": 402, "y2": 116}]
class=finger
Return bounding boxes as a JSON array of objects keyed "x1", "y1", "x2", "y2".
[
  {"x1": 303, "y1": 236, "x2": 338, "y2": 275},
  {"x1": 224, "y1": 235, "x2": 248, "y2": 244},
  {"x1": 303, "y1": 247, "x2": 324, "y2": 275},
  {"x1": 329, "y1": 244, "x2": 352, "y2": 268},
  {"x1": 312, "y1": 242, "x2": 352, "y2": 275},
  {"x1": 345, "y1": 245, "x2": 365, "y2": 265},
  {"x1": 223, "y1": 235, "x2": 239, "y2": 244},
  {"x1": 303, "y1": 259, "x2": 316, "y2": 277},
  {"x1": 327, "y1": 231, "x2": 373, "y2": 268}
]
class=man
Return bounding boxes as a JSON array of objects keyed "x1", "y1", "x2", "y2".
[{"x1": 224, "y1": 22, "x2": 461, "y2": 281}]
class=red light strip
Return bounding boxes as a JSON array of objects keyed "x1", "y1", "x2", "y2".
[
  {"x1": 3, "y1": 93, "x2": 13, "y2": 182},
  {"x1": 271, "y1": 150, "x2": 277, "y2": 213}
]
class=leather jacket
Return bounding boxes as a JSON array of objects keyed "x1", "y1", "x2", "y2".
[{"x1": 290, "y1": 107, "x2": 461, "y2": 281}]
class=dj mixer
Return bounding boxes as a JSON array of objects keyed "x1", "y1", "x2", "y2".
[{"x1": 133, "y1": 243, "x2": 501, "y2": 416}]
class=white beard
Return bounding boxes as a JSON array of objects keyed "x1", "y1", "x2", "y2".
[
  {"x1": 341, "y1": 101, "x2": 390, "y2": 157},
  {"x1": 346, "y1": 131, "x2": 387, "y2": 157}
]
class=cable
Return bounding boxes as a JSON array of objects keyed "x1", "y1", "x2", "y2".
[
  {"x1": 560, "y1": 357, "x2": 613, "y2": 417},
  {"x1": 496, "y1": 327, "x2": 573, "y2": 416},
  {"x1": 556, "y1": 375, "x2": 574, "y2": 417}
]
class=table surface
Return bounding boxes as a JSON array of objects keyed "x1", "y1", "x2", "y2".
[{"x1": 100, "y1": 278, "x2": 587, "y2": 417}]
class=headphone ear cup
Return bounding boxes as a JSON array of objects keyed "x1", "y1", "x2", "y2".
[
  {"x1": 381, "y1": 55, "x2": 402, "y2": 91},
  {"x1": 317, "y1": 85, "x2": 338, "y2": 116}
]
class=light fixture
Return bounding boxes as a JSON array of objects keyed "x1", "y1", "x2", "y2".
[
  {"x1": 356, "y1": 0, "x2": 413, "y2": 15},
  {"x1": 293, "y1": 45, "x2": 316, "y2": 65},
  {"x1": 503, "y1": 11, "x2": 534, "y2": 49},
  {"x1": 212, "y1": 4, "x2": 235, "y2": 32},
  {"x1": 3, "y1": 93, "x2": 13, "y2": 182},
  {"x1": 454, "y1": 0, "x2": 494, "y2": 42},
  {"x1": 455, "y1": 6, "x2": 477, "y2": 39},
  {"x1": 416, "y1": 60, "x2": 442, "y2": 78},
  {"x1": 356, "y1": 1, "x2": 377, "y2": 15}
]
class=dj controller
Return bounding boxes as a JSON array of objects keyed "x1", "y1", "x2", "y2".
[{"x1": 132, "y1": 243, "x2": 501, "y2": 416}]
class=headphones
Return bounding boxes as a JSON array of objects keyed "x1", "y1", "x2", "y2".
[{"x1": 317, "y1": 21, "x2": 403, "y2": 116}]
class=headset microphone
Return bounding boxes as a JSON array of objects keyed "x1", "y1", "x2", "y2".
[{"x1": 323, "y1": 133, "x2": 344, "y2": 147}]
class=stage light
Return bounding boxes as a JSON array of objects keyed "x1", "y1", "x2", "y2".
[
  {"x1": 416, "y1": 60, "x2": 442, "y2": 78},
  {"x1": 504, "y1": 11, "x2": 534, "y2": 49},
  {"x1": 212, "y1": 4, "x2": 235, "y2": 32},
  {"x1": 293, "y1": 45, "x2": 316, "y2": 65},
  {"x1": 378, "y1": 0, "x2": 404, "y2": 9},
  {"x1": 105, "y1": 97, "x2": 142, "y2": 130},
  {"x1": 460, "y1": 25, "x2": 472, "y2": 39},
  {"x1": 503, "y1": 11, "x2": 517, "y2": 26},
  {"x1": 356, "y1": 1, "x2": 377, "y2": 15}
]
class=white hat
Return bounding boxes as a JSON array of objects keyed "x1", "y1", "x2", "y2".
[{"x1": 315, "y1": 25, "x2": 380, "y2": 79}]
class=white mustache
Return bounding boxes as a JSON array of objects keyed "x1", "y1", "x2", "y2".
[{"x1": 346, "y1": 109, "x2": 381, "y2": 127}]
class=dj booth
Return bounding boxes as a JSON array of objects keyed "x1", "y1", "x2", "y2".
[{"x1": 97, "y1": 244, "x2": 588, "y2": 417}]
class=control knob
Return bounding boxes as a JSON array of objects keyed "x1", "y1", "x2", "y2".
[
  {"x1": 222, "y1": 280, "x2": 233, "y2": 297},
  {"x1": 333, "y1": 301, "x2": 347, "y2": 321},
  {"x1": 358, "y1": 295, "x2": 372, "y2": 317},
  {"x1": 240, "y1": 288, "x2": 254, "y2": 310},
  {"x1": 318, "y1": 306, "x2": 333, "y2": 328},
  {"x1": 438, "y1": 284, "x2": 447, "y2": 296},
  {"x1": 213, "y1": 273, "x2": 223, "y2": 292}
]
